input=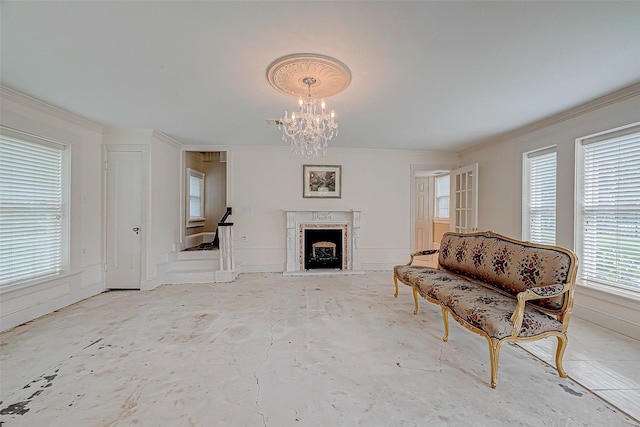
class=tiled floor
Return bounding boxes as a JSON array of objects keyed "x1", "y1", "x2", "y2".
[{"x1": 519, "y1": 317, "x2": 640, "y2": 423}]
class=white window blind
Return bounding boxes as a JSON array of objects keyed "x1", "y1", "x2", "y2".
[
  {"x1": 524, "y1": 149, "x2": 557, "y2": 245},
  {"x1": 578, "y1": 127, "x2": 640, "y2": 292},
  {"x1": 0, "y1": 132, "x2": 65, "y2": 288}
]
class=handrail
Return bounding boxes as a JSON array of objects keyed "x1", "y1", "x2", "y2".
[{"x1": 213, "y1": 207, "x2": 233, "y2": 248}]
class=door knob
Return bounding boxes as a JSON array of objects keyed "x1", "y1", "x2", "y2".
[{"x1": 133, "y1": 227, "x2": 140, "y2": 234}]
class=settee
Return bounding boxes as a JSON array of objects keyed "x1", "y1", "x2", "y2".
[{"x1": 393, "y1": 231, "x2": 579, "y2": 388}]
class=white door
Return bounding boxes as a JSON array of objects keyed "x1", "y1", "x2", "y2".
[
  {"x1": 414, "y1": 177, "x2": 431, "y2": 250},
  {"x1": 106, "y1": 149, "x2": 143, "y2": 289},
  {"x1": 450, "y1": 163, "x2": 478, "y2": 233}
]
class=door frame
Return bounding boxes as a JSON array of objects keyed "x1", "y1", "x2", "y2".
[
  {"x1": 180, "y1": 147, "x2": 231, "y2": 250},
  {"x1": 103, "y1": 144, "x2": 148, "y2": 289},
  {"x1": 409, "y1": 164, "x2": 457, "y2": 252}
]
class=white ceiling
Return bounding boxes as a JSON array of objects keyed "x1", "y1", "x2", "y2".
[{"x1": 2, "y1": 1, "x2": 639, "y2": 152}]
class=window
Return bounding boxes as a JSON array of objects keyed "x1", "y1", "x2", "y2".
[
  {"x1": 523, "y1": 148, "x2": 557, "y2": 245},
  {"x1": 576, "y1": 123, "x2": 640, "y2": 293},
  {"x1": 0, "y1": 128, "x2": 68, "y2": 289},
  {"x1": 187, "y1": 168, "x2": 205, "y2": 226},
  {"x1": 435, "y1": 174, "x2": 450, "y2": 219}
]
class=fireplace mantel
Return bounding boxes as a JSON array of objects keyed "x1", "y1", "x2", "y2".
[{"x1": 284, "y1": 210, "x2": 363, "y2": 275}]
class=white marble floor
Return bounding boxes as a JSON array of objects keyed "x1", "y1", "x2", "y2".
[{"x1": 1, "y1": 272, "x2": 638, "y2": 426}]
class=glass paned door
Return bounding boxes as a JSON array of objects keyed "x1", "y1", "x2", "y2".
[{"x1": 450, "y1": 163, "x2": 478, "y2": 233}]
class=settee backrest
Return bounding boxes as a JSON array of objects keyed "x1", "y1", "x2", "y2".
[{"x1": 438, "y1": 231, "x2": 578, "y2": 314}]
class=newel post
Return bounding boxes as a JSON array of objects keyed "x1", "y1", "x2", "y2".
[{"x1": 215, "y1": 221, "x2": 237, "y2": 282}]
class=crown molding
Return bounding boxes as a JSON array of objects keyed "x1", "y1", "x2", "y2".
[
  {"x1": 151, "y1": 130, "x2": 182, "y2": 149},
  {"x1": 182, "y1": 144, "x2": 230, "y2": 152},
  {"x1": 0, "y1": 85, "x2": 103, "y2": 133},
  {"x1": 460, "y1": 81, "x2": 640, "y2": 156}
]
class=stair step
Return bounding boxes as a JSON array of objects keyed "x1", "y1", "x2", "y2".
[
  {"x1": 163, "y1": 269, "x2": 216, "y2": 284},
  {"x1": 169, "y1": 258, "x2": 219, "y2": 271},
  {"x1": 177, "y1": 249, "x2": 219, "y2": 261}
]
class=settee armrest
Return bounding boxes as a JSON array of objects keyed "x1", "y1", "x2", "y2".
[
  {"x1": 509, "y1": 283, "x2": 574, "y2": 338},
  {"x1": 406, "y1": 249, "x2": 439, "y2": 265},
  {"x1": 526, "y1": 283, "x2": 569, "y2": 298}
]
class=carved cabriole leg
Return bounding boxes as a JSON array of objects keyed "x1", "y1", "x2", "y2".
[
  {"x1": 441, "y1": 307, "x2": 449, "y2": 342},
  {"x1": 555, "y1": 334, "x2": 568, "y2": 378},
  {"x1": 393, "y1": 275, "x2": 399, "y2": 298},
  {"x1": 486, "y1": 337, "x2": 502, "y2": 389},
  {"x1": 412, "y1": 287, "x2": 420, "y2": 315}
]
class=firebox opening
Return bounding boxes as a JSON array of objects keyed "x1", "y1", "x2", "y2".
[{"x1": 304, "y1": 229, "x2": 342, "y2": 270}]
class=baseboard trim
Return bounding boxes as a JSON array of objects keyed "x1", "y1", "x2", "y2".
[
  {"x1": 573, "y1": 304, "x2": 640, "y2": 341},
  {"x1": 361, "y1": 263, "x2": 395, "y2": 271}
]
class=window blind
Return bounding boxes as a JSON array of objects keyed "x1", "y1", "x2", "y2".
[
  {"x1": 581, "y1": 130, "x2": 640, "y2": 291},
  {"x1": 0, "y1": 134, "x2": 64, "y2": 288},
  {"x1": 525, "y1": 150, "x2": 556, "y2": 245}
]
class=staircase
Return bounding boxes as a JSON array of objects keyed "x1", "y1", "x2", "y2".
[
  {"x1": 163, "y1": 220, "x2": 237, "y2": 284},
  {"x1": 163, "y1": 249, "x2": 220, "y2": 284}
]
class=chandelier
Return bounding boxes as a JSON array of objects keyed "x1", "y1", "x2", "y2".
[
  {"x1": 267, "y1": 53, "x2": 351, "y2": 157},
  {"x1": 278, "y1": 77, "x2": 337, "y2": 157}
]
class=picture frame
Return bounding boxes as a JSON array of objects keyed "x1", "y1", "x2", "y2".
[{"x1": 303, "y1": 165, "x2": 342, "y2": 198}]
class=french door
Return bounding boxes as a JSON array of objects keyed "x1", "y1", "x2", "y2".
[{"x1": 450, "y1": 163, "x2": 478, "y2": 233}]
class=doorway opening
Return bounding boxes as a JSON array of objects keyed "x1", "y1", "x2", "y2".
[
  {"x1": 413, "y1": 169, "x2": 451, "y2": 268},
  {"x1": 183, "y1": 151, "x2": 228, "y2": 251}
]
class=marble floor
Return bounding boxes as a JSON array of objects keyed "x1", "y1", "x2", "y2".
[{"x1": 1, "y1": 272, "x2": 638, "y2": 426}]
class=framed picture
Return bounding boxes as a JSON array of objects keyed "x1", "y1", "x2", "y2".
[{"x1": 303, "y1": 165, "x2": 342, "y2": 198}]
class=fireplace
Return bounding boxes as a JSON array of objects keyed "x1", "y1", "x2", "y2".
[
  {"x1": 284, "y1": 210, "x2": 363, "y2": 275},
  {"x1": 304, "y1": 228, "x2": 343, "y2": 270}
]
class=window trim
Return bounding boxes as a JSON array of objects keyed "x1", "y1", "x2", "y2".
[{"x1": 575, "y1": 121, "x2": 640, "y2": 296}]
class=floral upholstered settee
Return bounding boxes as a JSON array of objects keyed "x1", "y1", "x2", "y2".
[{"x1": 393, "y1": 231, "x2": 578, "y2": 388}]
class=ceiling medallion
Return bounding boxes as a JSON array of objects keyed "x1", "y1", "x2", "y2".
[
  {"x1": 267, "y1": 53, "x2": 351, "y2": 98},
  {"x1": 266, "y1": 53, "x2": 351, "y2": 157}
]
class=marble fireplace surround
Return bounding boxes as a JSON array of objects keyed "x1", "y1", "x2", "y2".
[{"x1": 284, "y1": 210, "x2": 363, "y2": 275}]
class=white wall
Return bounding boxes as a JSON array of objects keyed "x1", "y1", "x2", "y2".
[
  {"x1": 0, "y1": 86, "x2": 104, "y2": 331},
  {"x1": 459, "y1": 84, "x2": 640, "y2": 339},
  {"x1": 147, "y1": 131, "x2": 182, "y2": 287},
  {"x1": 224, "y1": 146, "x2": 459, "y2": 272}
]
